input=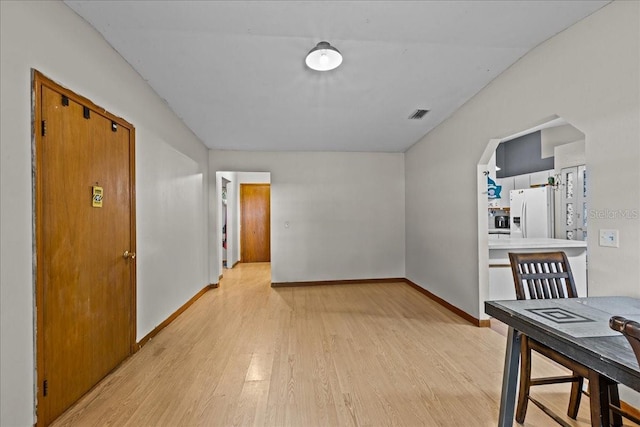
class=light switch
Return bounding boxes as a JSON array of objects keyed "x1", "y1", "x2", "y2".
[{"x1": 599, "y1": 229, "x2": 619, "y2": 248}]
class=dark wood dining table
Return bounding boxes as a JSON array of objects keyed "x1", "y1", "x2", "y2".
[{"x1": 485, "y1": 296, "x2": 640, "y2": 427}]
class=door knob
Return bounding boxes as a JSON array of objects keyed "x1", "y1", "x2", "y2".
[{"x1": 123, "y1": 250, "x2": 136, "y2": 260}]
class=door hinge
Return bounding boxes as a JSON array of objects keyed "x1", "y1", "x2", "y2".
[
  {"x1": 83, "y1": 106, "x2": 90, "y2": 119},
  {"x1": 43, "y1": 379, "x2": 48, "y2": 397},
  {"x1": 61, "y1": 95, "x2": 69, "y2": 106},
  {"x1": 41, "y1": 120, "x2": 46, "y2": 137}
]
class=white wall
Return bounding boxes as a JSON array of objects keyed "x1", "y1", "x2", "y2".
[
  {"x1": 554, "y1": 139, "x2": 586, "y2": 171},
  {"x1": 209, "y1": 151, "x2": 405, "y2": 283},
  {"x1": 406, "y1": 0, "x2": 639, "y2": 320},
  {"x1": 0, "y1": 2, "x2": 209, "y2": 425},
  {"x1": 137, "y1": 142, "x2": 208, "y2": 336},
  {"x1": 541, "y1": 124, "x2": 585, "y2": 158},
  {"x1": 235, "y1": 172, "x2": 272, "y2": 185}
]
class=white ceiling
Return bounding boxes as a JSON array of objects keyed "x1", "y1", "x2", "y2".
[{"x1": 64, "y1": 1, "x2": 609, "y2": 153}]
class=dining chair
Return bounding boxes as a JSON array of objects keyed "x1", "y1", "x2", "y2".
[
  {"x1": 608, "y1": 316, "x2": 640, "y2": 425},
  {"x1": 610, "y1": 316, "x2": 640, "y2": 362},
  {"x1": 508, "y1": 252, "x2": 622, "y2": 426}
]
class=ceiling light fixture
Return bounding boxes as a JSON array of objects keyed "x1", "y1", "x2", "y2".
[{"x1": 305, "y1": 41, "x2": 342, "y2": 71}]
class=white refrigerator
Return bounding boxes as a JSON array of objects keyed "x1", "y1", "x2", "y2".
[{"x1": 510, "y1": 187, "x2": 554, "y2": 238}]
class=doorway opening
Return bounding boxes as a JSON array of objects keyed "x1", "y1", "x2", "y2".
[
  {"x1": 477, "y1": 115, "x2": 587, "y2": 319},
  {"x1": 221, "y1": 177, "x2": 230, "y2": 268},
  {"x1": 215, "y1": 172, "x2": 271, "y2": 278}
]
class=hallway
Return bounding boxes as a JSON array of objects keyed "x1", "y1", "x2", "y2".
[{"x1": 53, "y1": 263, "x2": 595, "y2": 426}]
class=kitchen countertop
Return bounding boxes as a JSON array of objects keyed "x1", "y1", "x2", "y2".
[{"x1": 488, "y1": 237, "x2": 587, "y2": 250}]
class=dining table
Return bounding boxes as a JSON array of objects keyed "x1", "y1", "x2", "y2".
[{"x1": 485, "y1": 296, "x2": 640, "y2": 427}]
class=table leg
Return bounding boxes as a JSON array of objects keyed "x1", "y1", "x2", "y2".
[
  {"x1": 498, "y1": 327, "x2": 521, "y2": 427},
  {"x1": 588, "y1": 371, "x2": 610, "y2": 427}
]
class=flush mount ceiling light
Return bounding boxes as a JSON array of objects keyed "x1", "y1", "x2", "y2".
[{"x1": 305, "y1": 41, "x2": 343, "y2": 71}]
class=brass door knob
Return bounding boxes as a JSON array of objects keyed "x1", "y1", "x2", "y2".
[{"x1": 123, "y1": 251, "x2": 136, "y2": 260}]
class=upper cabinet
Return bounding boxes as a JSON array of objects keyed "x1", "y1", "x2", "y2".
[
  {"x1": 529, "y1": 170, "x2": 552, "y2": 187},
  {"x1": 488, "y1": 170, "x2": 553, "y2": 209}
]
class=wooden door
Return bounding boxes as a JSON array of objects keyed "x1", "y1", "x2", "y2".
[
  {"x1": 34, "y1": 72, "x2": 136, "y2": 426},
  {"x1": 240, "y1": 184, "x2": 270, "y2": 262}
]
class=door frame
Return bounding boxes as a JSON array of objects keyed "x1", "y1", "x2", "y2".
[{"x1": 32, "y1": 70, "x2": 137, "y2": 425}]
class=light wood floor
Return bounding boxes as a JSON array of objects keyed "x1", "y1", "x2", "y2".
[{"x1": 54, "y1": 263, "x2": 604, "y2": 426}]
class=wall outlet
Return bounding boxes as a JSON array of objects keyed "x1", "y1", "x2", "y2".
[{"x1": 599, "y1": 229, "x2": 619, "y2": 248}]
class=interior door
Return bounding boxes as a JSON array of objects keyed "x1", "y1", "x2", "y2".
[
  {"x1": 240, "y1": 184, "x2": 270, "y2": 262},
  {"x1": 35, "y1": 72, "x2": 136, "y2": 426}
]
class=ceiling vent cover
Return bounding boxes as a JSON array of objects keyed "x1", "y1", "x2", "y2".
[{"x1": 409, "y1": 109, "x2": 430, "y2": 120}]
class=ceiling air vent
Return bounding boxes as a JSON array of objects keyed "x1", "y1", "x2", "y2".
[{"x1": 408, "y1": 109, "x2": 430, "y2": 120}]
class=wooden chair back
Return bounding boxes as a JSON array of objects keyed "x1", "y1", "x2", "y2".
[
  {"x1": 610, "y1": 316, "x2": 640, "y2": 364},
  {"x1": 508, "y1": 252, "x2": 578, "y2": 300}
]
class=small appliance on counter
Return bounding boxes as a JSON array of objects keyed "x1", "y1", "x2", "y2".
[{"x1": 494, "y1": 215, "x2": 509, "y2": 229}]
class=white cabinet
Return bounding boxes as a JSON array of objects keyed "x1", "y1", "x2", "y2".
[
  {"x1": 511, "y1": 170, "x2": 553, "y2": 189},
  {"x1": 489, "y1": 266, "x2": 517, "y2": 301},
  {"x1": 489, "y1": 170, "x2": 552, "y2": 209},
  {"x1": 529, "y1": 170, "x2": 552, "y2": 187},
  {"x1": 488, "y1": 177, "x2": 514, "y2": 209},
  {"x1": 514, "y1": 174, "x2": 530, "y2": 190},
  {"x1": 495, "y1": 177, "x2": 514, "y2": 208}
]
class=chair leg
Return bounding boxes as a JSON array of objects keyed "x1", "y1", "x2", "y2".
[
  {"x1": 567, "y1": 373, "x2": 583, "y2": 419},
  {"x1": 608, "y1": 383, "x2": 623, "y2": 427},
  {"x1": 516, "y1": 337, "x2": 531, "y2": 424}
]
